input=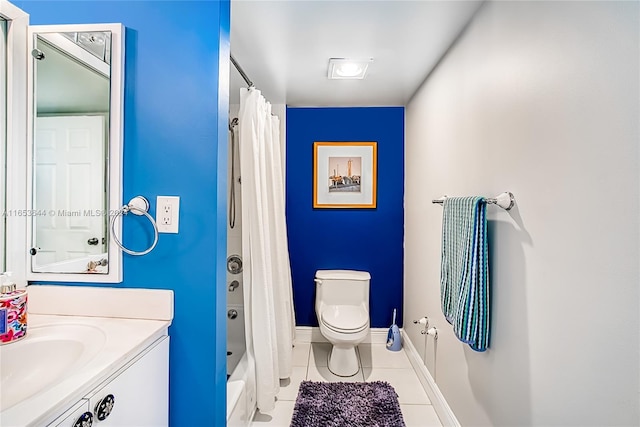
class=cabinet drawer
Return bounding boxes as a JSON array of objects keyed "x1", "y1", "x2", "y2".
[{"x1": 48, "y1": 399, "x2": 90, "y2": 427}]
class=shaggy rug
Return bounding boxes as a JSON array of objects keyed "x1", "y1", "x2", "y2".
[{"x1": 290, "y1": 381, "x2": 406, "y2": 427}]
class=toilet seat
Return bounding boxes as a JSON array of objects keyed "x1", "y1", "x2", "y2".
[
  {"x1": 320, "y1": 305, "x2": 368, "y2": 334},
  {"x1": 323, "y1": 321, "x2": 368, "y2": 335}
]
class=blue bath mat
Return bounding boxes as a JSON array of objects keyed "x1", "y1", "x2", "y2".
[{"x1": 290, "y1": 381, "x2": 405, "y2": 427}]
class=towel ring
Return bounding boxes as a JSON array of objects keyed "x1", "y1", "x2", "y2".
[{"x1": 110, "y1": 196, "x2": 159, "y2": 256}]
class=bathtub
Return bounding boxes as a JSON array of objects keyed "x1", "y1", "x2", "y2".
[
  {"x1": 227, "y1": 304, "x2": 255, "y2": 426},
  {"x1": 31, "y1": 253, "x2": 108, "y2": 273},
  {"x1": 227, "y1": 379, "x2": 245, "y2": 427}
]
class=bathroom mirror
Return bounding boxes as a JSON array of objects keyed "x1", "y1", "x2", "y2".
[{"x1": 26, "y1": 24, "x2": 124, "y2": 283}]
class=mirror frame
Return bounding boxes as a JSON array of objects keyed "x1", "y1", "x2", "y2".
[
  {"x1": 2, "y1": 0, "x2": 28, "y2": 287},
  {"x1": 26, "y1": 23, "x2": 124, "y2": 283}
]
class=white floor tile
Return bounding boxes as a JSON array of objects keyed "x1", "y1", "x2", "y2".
[
  {"x1": 308, "y1": 342, "x2": 331, "y2": 367},
  {"x1": 364, "y1": 368, "x2": 431, "y2": 405},
  {"x1": 251, "y1": 399, "x2": 295, "y2": 426},
  {"x1": 401, "y1": 404, "x2": 442, "y2": 427},
  {"x1": 306, "y1": 363, "x2": 365, "y2": 382},
  {"x1": 247, "y1": 340, "x2": 437, "y2": 426},
  {"x1": 277, "y1": 366, "x2": 307, "y2": 401},
  {"x1": 358, "y1": 343, "x2": 413, "y2": 369},
  {"x1": 292, "y1": 342, "x2": 310, "y2": 367}
]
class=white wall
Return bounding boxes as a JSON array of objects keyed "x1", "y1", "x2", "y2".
[{"x1": 404, "y1": 1, "x2": 639, "y2": 426}]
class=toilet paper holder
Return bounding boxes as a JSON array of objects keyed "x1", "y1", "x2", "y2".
[
  {"x1": 413, "y1": 317, "x2": 429, "y2": 328},
  {"x1": 421, "y1": 326, "x2": 438, "y2": 339},
  {"x1": 413, "y1": 317, "x2": 437, "y2": 339}
]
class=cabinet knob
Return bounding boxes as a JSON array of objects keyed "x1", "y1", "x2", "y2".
[
  {"x1": 95, "y1": 394, "x2": 115, "y2": 421},
  {"x1": 72, "y1": 411, "x2": 93, "y2": 427}
]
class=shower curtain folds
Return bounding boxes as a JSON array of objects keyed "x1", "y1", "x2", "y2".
[{"x1": 238, "y1": 88, "x2": 295, "y2": 412}]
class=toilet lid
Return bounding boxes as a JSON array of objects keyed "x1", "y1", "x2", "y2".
[{"x1": 321, "y1": 305, "x2": 368, "y2": 332}]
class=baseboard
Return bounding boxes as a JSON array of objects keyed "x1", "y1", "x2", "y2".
[
  {"x1": 401, "y1": 330, "x2": 460, "y2": 427},
  {"x1": 295, "y1": 326, "x2": 389, "y2": 345}
]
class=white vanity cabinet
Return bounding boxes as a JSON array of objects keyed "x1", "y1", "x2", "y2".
[{"x1": 49, "y1": 336, "x2": 169, "y2": 427}]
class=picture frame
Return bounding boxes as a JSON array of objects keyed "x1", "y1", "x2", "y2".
[{"x1": 313, "y1": 142, "x2": 377, "y2": 208}]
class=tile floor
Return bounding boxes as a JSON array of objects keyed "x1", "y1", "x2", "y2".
[{"x1": 250, "y1": 342, "x2": 442, "y2": 427}]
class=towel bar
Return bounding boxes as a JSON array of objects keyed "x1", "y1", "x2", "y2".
[{"x1": 432, "y1": 191, "x2": 515, "y2": 210}]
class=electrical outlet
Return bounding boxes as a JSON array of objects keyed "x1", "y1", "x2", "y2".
[
  {"x1": 156, "y1": 196, "x2": 180, "y2": 233},
  {"x1": 161, "y1": 203, "x2": 172, "y2": 226}
]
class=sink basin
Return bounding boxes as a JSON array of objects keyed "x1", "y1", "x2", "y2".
[{"x1": 0, "y1": 324, "x2": 106, "y2": 411}]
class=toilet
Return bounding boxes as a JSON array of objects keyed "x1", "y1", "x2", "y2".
[{"x1": 315, "y1": 269, "x2": 370, "y2": 377}]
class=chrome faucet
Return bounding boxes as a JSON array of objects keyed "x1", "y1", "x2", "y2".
[
  {"x1": 86, "y1": 258, "x2": 108, "y2": 272},
  {"x1": 228, "y1": 280, "x2": 240, "y2": 292}
]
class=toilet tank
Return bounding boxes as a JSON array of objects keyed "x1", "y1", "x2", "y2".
[{"x1": 315, "y1": 270, "x2": 370, "y2": 307}]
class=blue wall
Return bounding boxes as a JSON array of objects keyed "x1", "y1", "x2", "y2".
[
  {"x1": 18, "y1": 2, "x2": 230, "y2": 425},
  {"x1": 286, "y1": 107, "x2": 405, "y2": 328}
]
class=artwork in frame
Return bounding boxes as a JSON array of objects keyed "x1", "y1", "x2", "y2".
[{"x1": 313, "y1": 142, "x2": 377, "y2": 208}]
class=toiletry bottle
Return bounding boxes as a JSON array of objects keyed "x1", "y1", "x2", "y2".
[{"x1": 0, "y1": 272, "x2": 28, "y2": 344}]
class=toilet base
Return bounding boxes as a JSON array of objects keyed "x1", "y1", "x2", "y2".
[{"x1": 328, "y1": 344, "x2": 359, "y2": 377}]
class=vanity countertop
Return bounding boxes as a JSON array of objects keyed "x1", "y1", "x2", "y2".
[
  {"x1": 0, "y1": 314, "x2": 170, "y2": 426},
  {"x1": 0, "y1": 285, "x2": 174, "y2": 427}
]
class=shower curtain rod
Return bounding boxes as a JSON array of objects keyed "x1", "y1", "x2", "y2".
[{"x1": 230, "y1": 54, "x2": 254, "y2": 88}]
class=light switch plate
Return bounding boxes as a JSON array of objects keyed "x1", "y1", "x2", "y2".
[{"x1": 156, "y1": 196, "x2": 180, "y2": 233}]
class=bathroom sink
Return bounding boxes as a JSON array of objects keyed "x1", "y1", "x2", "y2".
[{"x1": 0, "y1": 324, "x2": 106, "y2": 411}]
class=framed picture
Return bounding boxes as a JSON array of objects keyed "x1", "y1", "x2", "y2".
[{"x1": 313, "y1": 142, "x2": 377, "y2": 208}]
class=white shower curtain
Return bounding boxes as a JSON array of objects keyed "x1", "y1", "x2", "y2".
[{"x1": 238, "y1": 88, "x2": 295, "y2": 412}]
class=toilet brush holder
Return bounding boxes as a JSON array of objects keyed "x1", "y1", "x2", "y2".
[
  {"x1": 387, "y1": 325, "x2": 402, "y2": 351},
  {"x1": 386, "y1": 309, "x2": 402, "y2": 352}
]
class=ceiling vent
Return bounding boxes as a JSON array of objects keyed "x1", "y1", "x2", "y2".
[{"x1": 327, "y1": 58, "x2": 372, "y2": 80}]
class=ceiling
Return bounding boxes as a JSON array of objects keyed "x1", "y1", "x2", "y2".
[
  {"x1": 229, "y1": 0, "x2": 483, "y2": 107},
  {"x1": 37, "y1": 37, "x2": 109, "y2": 114}
]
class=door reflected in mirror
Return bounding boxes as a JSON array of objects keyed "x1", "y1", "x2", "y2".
[{"x1": 28, "y1": 24, "x2": 124, "y2": 281}]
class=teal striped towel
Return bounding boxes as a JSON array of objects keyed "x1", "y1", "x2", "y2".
[{"x1": 440, "y1": 196, "x2": 489, "y2": 352}]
